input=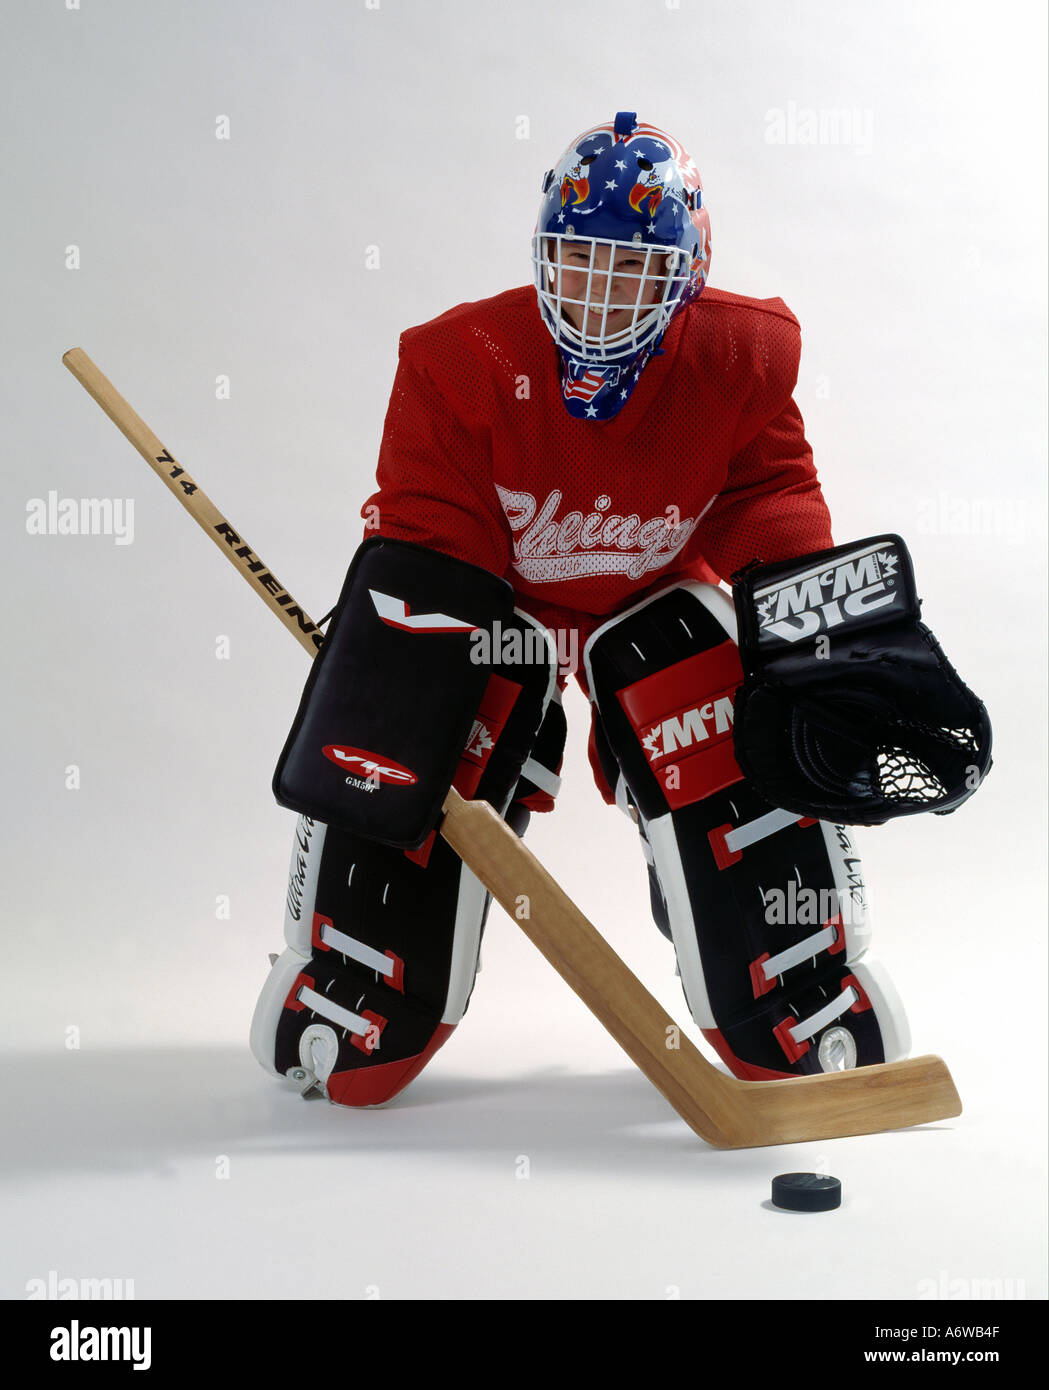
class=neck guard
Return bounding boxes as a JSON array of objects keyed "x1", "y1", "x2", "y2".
[{"x1": 556, "y1": 338, "x2": 665, "y2": 421}]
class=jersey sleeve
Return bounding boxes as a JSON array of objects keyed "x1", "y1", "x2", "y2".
[
  {"x1": 359, "y1": 337, "x2": 512, "y2": 577},
  {"x1": 691, "y1": 306, "x2": 833, "y2": 583}
]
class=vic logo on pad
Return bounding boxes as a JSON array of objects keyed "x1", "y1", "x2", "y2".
[{"x1": 322, "y1": 745, "x2": 418, "y2": 786}]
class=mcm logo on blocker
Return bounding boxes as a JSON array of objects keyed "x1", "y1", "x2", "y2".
[{"x1": 756, "y1": 541, "x2": 901, "y2": 645}]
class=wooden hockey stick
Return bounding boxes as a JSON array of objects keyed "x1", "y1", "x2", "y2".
[{"x1": 62, "y1": 346, "x2": 962, "y2": 1149}]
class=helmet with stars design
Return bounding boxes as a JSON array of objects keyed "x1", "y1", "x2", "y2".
[{"x1": 532, "y1": 111, "x2": 712, "y2": 364}]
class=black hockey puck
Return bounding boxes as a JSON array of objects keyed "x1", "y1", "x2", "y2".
[{"x1": 771, "y1": 1172, "x2": 842, "y2": 1212}]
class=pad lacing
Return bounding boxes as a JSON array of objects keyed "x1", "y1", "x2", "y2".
[{"x1": 874, "y1": 748, "x2": 946, "y2": 805}]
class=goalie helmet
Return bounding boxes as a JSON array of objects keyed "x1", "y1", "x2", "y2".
[{"x1": 532, "y1": 111, "x2": 711, "y2": 387}]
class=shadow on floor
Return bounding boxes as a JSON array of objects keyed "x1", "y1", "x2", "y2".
[{"x1": 2, "y1": 1044, "x2": 722, "y2": 1181}]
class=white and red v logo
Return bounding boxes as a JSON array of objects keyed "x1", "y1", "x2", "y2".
[
  {"x1": 322, "y1": 745, "x2": 418, "y2": 785},
  {"x1": 369, "y1": 590, "x2": 478, "y2": 634}
]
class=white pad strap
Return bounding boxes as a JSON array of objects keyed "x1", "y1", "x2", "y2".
[
  {"x1": 723, "y1": 806, "x2": 804, "y2": 854},
  {"x1": 787, "y1": 986, "x2": 859, "y2": 1044},
  {"x1": 296, "y1": 984, "x2": 371, "y2": 1037},
  {"x1": 318, "y1": 920, "x2": 395, "y2": 979},
  {"x1": 760, "y1": 922, "x2": 838, "y2": 982},
  {"x1": 521, "y1": 755, "x2": 561, "y2": 798}
]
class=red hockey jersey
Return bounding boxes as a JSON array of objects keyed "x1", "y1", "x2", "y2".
[{"x1": 362, "y1": 284, "x2": 833, "y2": 637}]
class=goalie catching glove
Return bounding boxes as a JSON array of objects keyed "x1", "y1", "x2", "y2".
[{"x1": 731, "y1": 534, "x2": 992, "y2": 825}]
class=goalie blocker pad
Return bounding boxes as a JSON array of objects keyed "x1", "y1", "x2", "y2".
[
  {"x1": 273, "y1": 537, "x2": 514, "y2": 848},
  {"x1": 584, "y1": 581, "x2": 910, "y2": 1080},
  {"x1": 731, "y1": 534, "x2": 993, "y2": 826}
]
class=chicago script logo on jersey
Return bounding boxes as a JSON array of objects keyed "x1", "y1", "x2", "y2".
[
  {"x1": 495, "y1": 485, "x2": 702, "y2": 584},
  {"x1": 755, "y1": 542, "x2": 901, "y2": 645}
]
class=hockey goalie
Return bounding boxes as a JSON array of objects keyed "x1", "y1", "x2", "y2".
[{"x1": 250, "y1": 111, "x2": 991, "y2": 1105}]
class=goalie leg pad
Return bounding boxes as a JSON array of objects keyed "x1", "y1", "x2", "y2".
[
  {"x1": 252, "y1": 610, "x2": 564, "y2": 1105},
  {"x1": 584, "y1": 580, "x2": 910, "y2": 1080}
]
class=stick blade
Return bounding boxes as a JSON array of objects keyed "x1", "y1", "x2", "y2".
[
  {"x1": 708, "y1": 1054, "x2": 962, "y2": 1150},
  {"x1": 440, "y1": 795, "x2": 962, "y2": 1152}
]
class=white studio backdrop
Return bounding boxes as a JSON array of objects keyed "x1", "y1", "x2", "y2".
[{"x1": 1, "y1": 0, "x2": 1046, "y2": 1302}]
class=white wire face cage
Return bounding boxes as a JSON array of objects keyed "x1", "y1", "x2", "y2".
[{"x1": 532, "y1": 232, "x2": 692, "y2": 361}]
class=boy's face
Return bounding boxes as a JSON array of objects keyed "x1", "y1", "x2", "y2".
[{"x1": 550, "y1": 238, "x2": 667, "y2": 336}]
